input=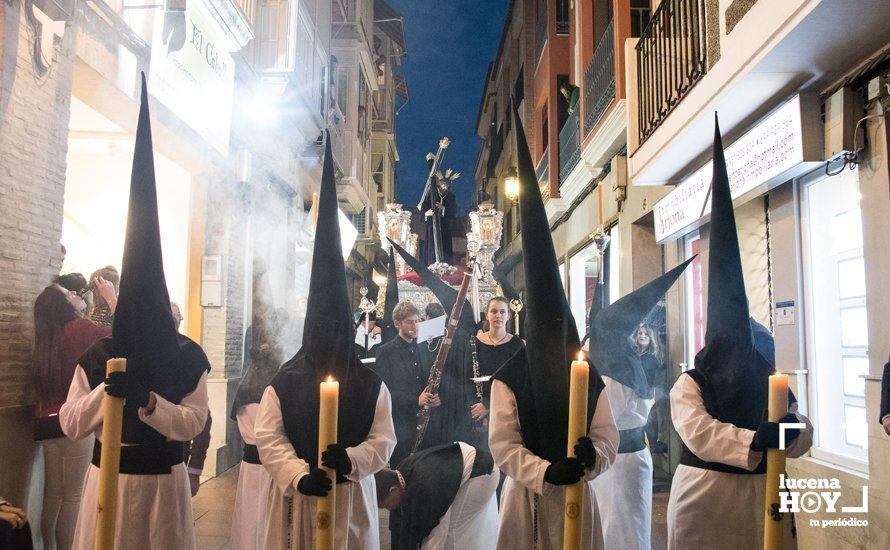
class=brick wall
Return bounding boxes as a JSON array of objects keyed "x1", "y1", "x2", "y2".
[{"x1": 0, "y1": 1, "x2": 76, "y2": 501}]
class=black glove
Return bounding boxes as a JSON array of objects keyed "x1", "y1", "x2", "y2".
[
  {"x1": 104, "y1": 371, "x2": 150, "y2": 408},
  {"x1": 750, "y1": 413, "x2": 801, "y2": 452},
  {"x1": 297, "y1": 468, "x2": 332, "y2": 497},
  {"x1": 574, "y1": 437, "x2": 596, "y2": 469},
  {"x1": 544, "y1": 457, "x2": 585, "y2": 486},
  {"x1": 321, "y1": 443, "x2": 352, "y2": 480}
]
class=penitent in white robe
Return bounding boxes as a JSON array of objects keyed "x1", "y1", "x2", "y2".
[
  {"x1": 667, "y1": 374, "x2": 814, "y2": 550},
  {"x1": 230, "y1": 403, "x2": 274, "y2": 550},
  {"x1": 489, "y1": 380, "x2": 619, "y2": 550},
  {"x1": 591, "y1": 376, "x2": 654, "y2": 550},
  {"x1": 255, "y1": 384, "x2": 396, "y2": 550},
  {"x1": 422, "y1": 441, "x2": 500, "y2": 550},
  {"x1": 59, "y1": 366, "x2": 209, "y2": 550}
]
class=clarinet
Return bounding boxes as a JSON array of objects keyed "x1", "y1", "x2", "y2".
[
  {"x1": 411, "y1": 260, "x2": 474, "y2": 454},
  {"x1": 469, "y1": 336, "x2": 486, "y2": 432}
]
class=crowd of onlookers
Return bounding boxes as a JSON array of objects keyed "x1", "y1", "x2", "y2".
[{"x1": 2, "y1": 257, "x2": 210, "y2": 550}]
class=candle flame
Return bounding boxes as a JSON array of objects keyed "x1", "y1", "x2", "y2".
[
  {"x1": 326, "y1": 375, "x2": 333, "y2": 383},
  {"x1": 578, "y1": 352, "x2": 584, "y2": 362}
]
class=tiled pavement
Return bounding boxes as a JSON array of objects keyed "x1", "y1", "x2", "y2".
[
  {"x1": 192, "y1": 466, "x2": 239, "y2": 550},
  {"x1": 193, "y1": 465, "x2": 669, "y2": 549}
]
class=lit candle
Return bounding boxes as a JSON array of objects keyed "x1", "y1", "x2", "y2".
[
  {"x1": 317, "y1": 376, "x2": 339, "y2": 550},
  {"x1": 764, "y1": 372, "x2": 788, "y2": 550},
  {"x1": 563, "y1": 353, "x2": 589, "y2": 550},
  {"x1": 95, "y1": 358, "x2": 126, "y2": 550}
]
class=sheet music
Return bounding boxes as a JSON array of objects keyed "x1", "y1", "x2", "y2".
[{"x1": 417, "y1": 314, "x2": 446, "y2": 343}]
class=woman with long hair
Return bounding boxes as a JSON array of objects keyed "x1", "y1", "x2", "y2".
[
  {"x1": 464, "y1": 296, "x2": 524, "y2": 450},
  {"x1": 630, "y1": 324, "x2": 668, "y2": 454},
  {"x1": 32, "y1": 284, "x2": 110, "y2": 550}
]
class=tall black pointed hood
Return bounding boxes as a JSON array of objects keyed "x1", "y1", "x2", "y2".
[
  {"x1": 491, "y1": 102, "x2": 604, "y2": 463},
  {"x1": 79, "y1": 74, "x2": 209, "y2": 443},
  {"x1": 231, "y1": 259, "x2": 284, "y2": 418},
  {"x1": 270, "y1": 134, "x2": 381, "y2": 468},
  {"x1": 589, "y1": 259, "x2": 693, "y2": 398},
  {"x1": 387, "y1": 239, "x2": 475, "y2": 334},
  {"x1": 492, "y1": 259, "x2": 525, "y2": 336},
  {"x1": 688, "y1": 116, "x2": 774, "y2": 431},
  {"x1": 380, "y1": 250, "x2": 400, "y2": 344}
]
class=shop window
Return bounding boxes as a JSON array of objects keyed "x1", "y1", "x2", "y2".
[
  {"x1": 801, "y1": 168, "x2": 868, "y2": 467},
  {"x1": 567, "y1": 224, "x2": 620, "y2": 339},
  {"x1": 683, "y1": 230, "x2": 704, "y2": 368}
]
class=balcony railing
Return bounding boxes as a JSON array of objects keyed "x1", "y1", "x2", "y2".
[
  {"x1": 583, "y1": 19, "x2": 615, "y2": 136},
  {"x1": 558, "y1": 109, "x2": 581, "y2": 186},
  {"x1": 636, "y1": 0, "x2": 708, "y2": 145},
  {"x1": 535, "y1": 8, "x2": 548, "y2": 59},
  {"x1": 535, "y1": 147, "x2": 550, "y2": 188}
]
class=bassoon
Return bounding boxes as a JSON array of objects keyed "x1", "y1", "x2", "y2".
[{"x1": 411, "y1": 259, "x2": 473, "y2": 454}]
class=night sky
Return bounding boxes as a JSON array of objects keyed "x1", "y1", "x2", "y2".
[{"x1": 388, "y1": 0, "x2": 509, "y2": 214}]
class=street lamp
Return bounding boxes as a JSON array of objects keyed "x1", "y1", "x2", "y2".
[{"x1": 504, "y1": 175, "x2": 520, "y2": 203}]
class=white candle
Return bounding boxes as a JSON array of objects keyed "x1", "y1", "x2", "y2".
[
  {"x1": 564, "y1": 353, "x2": 589, "y2": 550},
  {"x1": 317, "y1": 376, "x2": 338, "y2": 550}
]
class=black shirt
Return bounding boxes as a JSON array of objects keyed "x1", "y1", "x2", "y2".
[{"x1": 374, "y1": 336, "x2": 429, "y2": 467}]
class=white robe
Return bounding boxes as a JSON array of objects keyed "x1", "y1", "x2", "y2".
[
  {"x1": 230, "y1": 403, "x2": 274, "y2": 550},
  {"x1": 255, "y1": 384, "x2": 396, "y2": 550},
  {"x1": 422, "y1": 441, "x2": 500, "y2": 550},
  {"x1": 591, "y1": 376, "x2": 653, "y2": 550},
  {"x1": 59, "y1": 366, "x2": 209, "y2": 550},
  {"x1": 667, "y1": 374, "x2": 814, "y2": 550},
  {"x1": 489, "y1": 380, "x2": 619, "y2": 550}
]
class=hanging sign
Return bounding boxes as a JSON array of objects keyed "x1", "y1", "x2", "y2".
[
  {"x1": 654, "y1": 95, "x2": 819, "y2": 243},
  {"x1": 149, "y1": 0, "x2": 235, "y2": 155}
]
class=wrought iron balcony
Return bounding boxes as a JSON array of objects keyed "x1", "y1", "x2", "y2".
[
  {"x1": 558, "y1": 109, "x2": 581, "y2": 186},
  {"x1": 583, "y1": 18, "x2": 615, "y2": 136},
  {"x1": 635, "y1": 0, "x2": 708, "y2": 145}
]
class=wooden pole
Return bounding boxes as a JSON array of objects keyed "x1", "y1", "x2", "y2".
[
  {"x1": 763, "y1": 373, "x2": 789, "y2": 550},
  {"x1": 564, "y1": 355, "x2": 589, "y2": 550},
  {"x1": 94, "y1": 358, "x2": 126, "y2": 550}
]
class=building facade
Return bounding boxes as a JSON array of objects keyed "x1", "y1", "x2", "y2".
[
  {"x1": 477, "y1": 0, "x2": 890, "y2": 546},
  {"x1": 0, "y1": 0, "x2": 405, "y2": 522}
]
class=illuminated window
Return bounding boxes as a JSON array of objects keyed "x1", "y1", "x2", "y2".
[{"x1": 802, "y1": 168, "x2": 868, "y2": 467}]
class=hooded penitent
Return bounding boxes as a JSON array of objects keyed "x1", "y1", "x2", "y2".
[
  {"x1": 269, "y1": 134, "x2": 381, "y2": 469},
  {"x1": 380, "y1": 250, "x2": 400, "y2": 344},
  {"x1": 80, "y1": 74, "x2": 209, "y2": 444},
  {"x1": 230, "y1": 259, "x2": 284, "y2": 419},
  {"x1": 388, "y1": 443, "x2": 494, "y2": 550},
  {"x1": 491, "y1": 103, "x2": 604, "y2": 464},
  {"x1": 684, "y1": 116, "x2": 781, "y2": 458},
  {"x1": 588, "y1": 258, "x2": 693, "y2": 399},
  {"x1": 387, "y1": 238, "x2": 476, "y2": 446}
]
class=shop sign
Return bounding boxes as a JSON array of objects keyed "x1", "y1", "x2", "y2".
[
  {"x1": 149, "y1": 0, "x2": 235, "y2": 155},
  {"x1": 654, "y1": 95, "x2": 809, "y2": 243}
]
